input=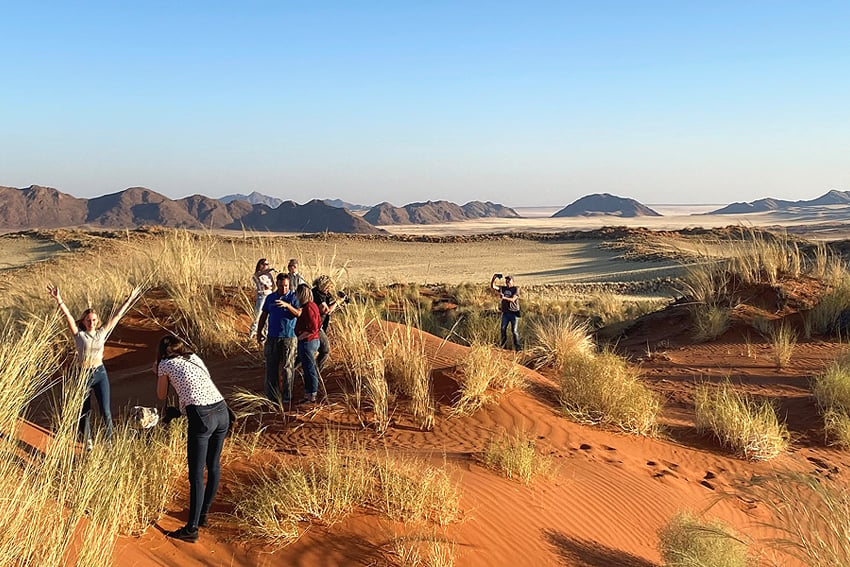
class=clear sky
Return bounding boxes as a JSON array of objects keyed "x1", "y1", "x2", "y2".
[{"x1": 2, "y1": 1, "x2": 849, "y2": 207}]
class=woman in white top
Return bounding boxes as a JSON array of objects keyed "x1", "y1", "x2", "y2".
[
  {"x1": 49, "y1": 284, "x2": 141, "y2": 446},
  {"x1": 249, "y1": 258, "x2": 275, "y2": 338},
  {"x1": 156, "y1": 335, "x2": 229, "y2": 542}
]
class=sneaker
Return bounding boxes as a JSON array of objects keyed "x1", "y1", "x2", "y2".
[
  {"x1": 86, "y1": 439, "x2": 93, "y2": 452},
  {"x1": 299, "y1": 394, "x2": 317, "y2": 404},
  {"x1": 198, "y1": 515, "x2": 208, "y2": 528},
  {"x1": 167, "y1": 526, "x2": 199, "y2": 543}
]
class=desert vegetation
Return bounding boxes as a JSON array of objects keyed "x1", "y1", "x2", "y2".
[
  {"x1": 657, "y1": 512, "x2": 751, "y2": 567},
  {"x1": 812, "y1": 354, "x2": 850, "y2": 447},
  {"x1": 694, "y1": 381, "x2": 789, "y2": 460},
  {"x1": 2, "y1": 226, "x2": 850, "y2": 565}
]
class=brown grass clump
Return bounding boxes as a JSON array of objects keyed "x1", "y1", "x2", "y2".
[
  {"x1": 229, "y1": 432, "x2": 461, "y2": 547},
  {"x1": 384, "y1": 303, "x2": 435, "y2": 430},
  {"x1": 558, "y1": 349, "x2": 660, "y2": 436},
  {"x1": 694, "y1": 381, "x2": 789, "y2": 460},
  {"x1": 523, "y1": 314, "x2": 594, "y2": 370},
  {"x1": 483, "y1": 429, "x2": 555, "y2": 485},
  {"x1": 813, "y1": 355, "x2": 850, "y2": 447},
  {"x1": 657, "y1": 512, "x2": 752, "y2": 567},
  {"x1": 453, "y1": 344, "x2": 525, "y2": 415}
]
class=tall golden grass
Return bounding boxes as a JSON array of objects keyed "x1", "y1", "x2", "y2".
[
  {"x1": 694, "y1": 381, "x2": 789, "y2": 460},
  {"x1": 657, "y1": 512, "x2": 751, "y2": 567},
  {"x1": 453, "y1": 344, "x2": 525, "y2": 415},
  {"x1": 745, "y1": 472, "x2": 850, "y2": 566},
  {"x1": 558, "y1": 348, "x2": 660, "y2": 436},
  {"x1": 812, "y1": 355, "x2": 850, "y2": 447},
  {"x1": 483, "y1": 429, "x2": 555, "y2": 485},
  {"x1": 229, "y1": 432, "x2": 460, "y2": 547}
]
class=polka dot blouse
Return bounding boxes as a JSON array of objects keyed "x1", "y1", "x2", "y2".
[{"x1": 157, "y1": 354, "x2": 224, "y2": 412}]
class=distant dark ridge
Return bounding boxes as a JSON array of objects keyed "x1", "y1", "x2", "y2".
[
  {"x1": 0, "y1": 185, "x2": 383, "y2": 234},
  {"x1": 552, "y1": 193, "x2": 661, "y2": 217},
  {"x1": 363, "y1": 200, "x2": 519, "y2": 225},
  {"x1": 710, "y1": 189, "x2": 850, "y2": 214},
  {"x1": 219, "y1": 191, "x2": 283, "y2": 208},
  {"x1": 321, "y1": 198, "x2": 371, "y2": 211}
]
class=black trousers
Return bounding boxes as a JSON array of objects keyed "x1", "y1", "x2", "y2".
[{"x1": 185, "y1": 400, "x2": 229, "y2": 530}]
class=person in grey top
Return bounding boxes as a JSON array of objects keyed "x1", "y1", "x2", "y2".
[
  {"x1": 48, "y1": 283, "x2": 141, "y2": 447},
  {"x1": 286, "y1": 258, "x2": 308, "y2": 291}
]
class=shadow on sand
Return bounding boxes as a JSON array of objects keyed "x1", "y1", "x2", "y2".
[{"x1": 544, "y1": 529, "x2": 657, "y2": 567}]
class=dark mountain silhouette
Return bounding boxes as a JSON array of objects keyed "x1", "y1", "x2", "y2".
[
  {"x1": 710, "y1": 190, "x2": 850, "y2": 214},
  {"x1": 552, "y1": 194, "x2": 661, "y2": 217},
  {"x1": 218, "y1": 191, "x2": 283, "y2": 209},
  {"x1": 363, "y1": 200, "x2": 519, "y2": 225},
  {"x1": 0, "y1": 185, "x2": 383, "y2": 233},
  {"x1": 230, "y1": 199, "x2": 380, "y2": 233},
  {"x1": 0, "y1": 185, "x2": 88, "y2": 229},
  {"x1": 321, "y1": 198, "x2": 371, "y2": 211}
]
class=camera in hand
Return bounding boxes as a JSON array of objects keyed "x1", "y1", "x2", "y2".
[
  {"x1": 494, "y1": 273, "x2": 503, "y2": 279},
  {"x1": 337, "y1": 291, "x2": 352, "y2": 304}
]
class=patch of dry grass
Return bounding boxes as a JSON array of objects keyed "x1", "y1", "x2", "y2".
[
  {"x1": 453, "y1": 344, "x2": 525, "y2": 415},
  {"x1": 229, "y1": 433, "x2": 461, "y2": 547},
  {"x1": 558, "y1": 348, "x2": 660, "y2": 436},
  {"x1": 657, "y1": 512, "x2": 752, "y2": 567},
  {"x1": 483, "y1": 429, "x2": 555, "y2": 485},
  {"x1": 694, "y1": 381, "x2": 789, "y2": 460}
]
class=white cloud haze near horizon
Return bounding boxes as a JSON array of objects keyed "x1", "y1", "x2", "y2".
[{"x1": 2, "y1": 2, "x2": 849, "y2": 208}]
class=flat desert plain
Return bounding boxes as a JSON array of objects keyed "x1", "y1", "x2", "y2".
[{"x1": 3, "y1": 219, "x2": 849, "y2": 567}]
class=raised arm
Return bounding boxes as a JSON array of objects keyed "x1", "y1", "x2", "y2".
[
  {"x1": 490, "y1": 274, "x2": 501, "y2": 291},
  {"x1": 103, "y1": 286, "x2": 142, "y2": 334},
  {"x1": 48, "y1": 284, "x2": 79, "y2": 335}
]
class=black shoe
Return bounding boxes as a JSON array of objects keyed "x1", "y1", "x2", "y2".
[
  {"x1": 198, "y1": 515, "x2": 208, "y2": 528},
  {"x1": 167, "y1": 526, "x2": 199, "y2": 542}
]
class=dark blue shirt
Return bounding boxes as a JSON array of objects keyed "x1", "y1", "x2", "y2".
[{"x1": 262, "y1": 290, "x2": 299, "y2": 338}]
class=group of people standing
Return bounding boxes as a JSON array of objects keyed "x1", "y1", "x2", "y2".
[
  {"x1": 250, "y1": 258, "x2": 342, "y2": 405},
  {"x1": 46, "y1": 260, "x2": 515, "y2": 544}
]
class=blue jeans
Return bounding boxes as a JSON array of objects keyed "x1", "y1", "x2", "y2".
[
  {"x1": 79, "y1": 365, "x2": 113, "y2": 443},
  {"x1": 264, "y1": 337, "x2": 297, "y2": 402},
  {"x1": 298, "y1": 339, "x2": 320, "y2": 396},
  {"x1": 185, "y1": 400, "x2": 229, "y2": 530},
  {"x1": 500, "y1": 312, "x2": 521, "y2": 350}
]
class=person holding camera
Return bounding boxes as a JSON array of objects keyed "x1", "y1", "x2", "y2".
[
  {"x1": 256, "y1": 273, "x2": 301, "y2": 404},
  {"x1": 295, "y1": 283, "x2": 322, "y2": 404},
  {"x1": 311, "y1": 275, "x2": 344, "y2": 370},
  {"x1": 249, "y1": 258, "x2": 276, "y2": 338},
  {"x1": 490, "y1": 273, "x2": 522, "y2": 350},
  {"x1": 155, "y1": 335, "x2": 229, "y2": 542}
]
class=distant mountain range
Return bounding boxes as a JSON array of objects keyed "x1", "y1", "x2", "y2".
[
  {"x1": 364, "y1": 200, "x2": 520, "y2": 225},
  {"x1": 218, "y1": 192, "x2": 370, "y2": 212},
  {"x1": 709, "y1": 190, "x2": 850, "y2": 214},
  {"x1": 0, "y1": 185, "x2": 381, "y2": 233},
  {"x1": 553, "y1": 194, "x2": 661, "y2": 217}
]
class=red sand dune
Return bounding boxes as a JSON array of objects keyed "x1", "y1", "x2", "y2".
[{"x1": 22, "y1": 309, "x2": 850, "y2": 566}]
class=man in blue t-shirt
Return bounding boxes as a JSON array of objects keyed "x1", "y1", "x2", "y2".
[{"x1": 257, "y1": 273, "x2": 301, "y2": 403}]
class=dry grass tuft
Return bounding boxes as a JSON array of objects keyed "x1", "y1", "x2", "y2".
[
  {"x1": 384, "y1": 303, "x2": 435, "y2": 430},
  {"x1": 523, "y1": 314, "x2": 594, "y2": 370},
  {"x1": 767, "y1": 322, "x2": 797, "y2": 368},
  {"x1": 694, "y1": 381, "x2": 789, "y2": 460},
  {"x1": 558, "y1": 349, "x2": 660, "y2": 436},
  {"x1": 483, "y1": 429, "x2": 555, "y2": 485},
  {"x1": 453, "y1": 344, "x2": 525, "y2": 415},
  {"x1": 657, "y1": 512, "x2": 751, "y2": 567},
  {"x1": 813, "y1": 356, "x2": 850, "y2": 447},
  {"x1": 229, "y1": 432, "x2": 461, "y2": 547},
  {"x1": 745, "y1": 472, "x2": 850, "y2": 567}
]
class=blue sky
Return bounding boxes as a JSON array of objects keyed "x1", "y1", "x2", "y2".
[{"x1": 2, "y1": 1, "x2": 849, "y2": 207}]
